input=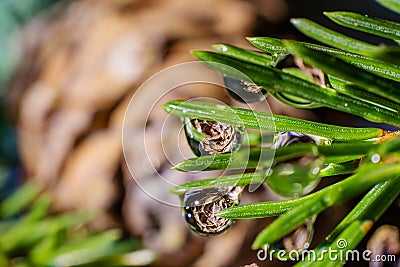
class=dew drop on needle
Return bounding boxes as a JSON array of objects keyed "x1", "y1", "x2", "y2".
[
  {"x1": 272, "y1": 132, "x2": 331, "y2": 148},
  {"x1": 266, "y1": 132, "x2": 330, "y2": 198},
  {"x1": 223, "y1": 76, "x2": 267, "y2": 103},
  {"x1": 183, "y1": 117, "x2": 243, "y2": 156},
  {"x1": 182, "y1": 186, "x2": 242, "y2": 236}
]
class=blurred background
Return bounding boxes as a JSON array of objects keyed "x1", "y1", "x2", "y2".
[{"x1": 0, "y1": 0, "x2": 398, "y2": 266}]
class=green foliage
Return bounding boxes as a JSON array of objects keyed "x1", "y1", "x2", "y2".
[
  {"x1": 324, "y1": 11, "x2": 400, "y2": 41},
  {"x1": 164, "y1": 0, "x2": 400, "y2": 266},
  {"x1": 378, "y1": 0, "x2": 400, "y2": 13},
  {"x1": 164, "y1": 101, "x2": 383, "y2": 140},
  {"x1": 0, "y1": 182, "x2": 156, "y2": 267}
]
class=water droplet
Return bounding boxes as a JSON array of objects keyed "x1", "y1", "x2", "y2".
[
  {"x1": 272, "y1": 132, "x2": 331, "y2": 148},
  {"x1": 267, "y1": 132, "x2": 328, "y2": 198},
  {"x1": 223, "y1": 76, "x2": 266, "y2": 103},
  {"x1": 183, "y1": 118, "x2": 243, "y2": 156},
  {"x1": 282, "y1": 217, "x2": 316, "y2": 251},
  {"x1": 267, "y1": 156, "x2": 323, "y2": 198},
  {"x1": 182, "y1": 187, "x2": 242, "y2": 236}
]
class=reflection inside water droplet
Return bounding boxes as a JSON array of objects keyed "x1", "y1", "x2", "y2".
[
  {"x1": 183, "y1": 118, "x2": 243, "y2": 156},
  {"x1": 267, "y1": 156, "x2": 323, "y2": 198},
  {"x1": 266, "y1": 132, "x2": 330, "y2": 198},
  {"x1": 223, "y1": 76, "x2": 266, "y2": 103},
  {"x1": 182, "y1": 187, "x2": 242, "y2": 236}
]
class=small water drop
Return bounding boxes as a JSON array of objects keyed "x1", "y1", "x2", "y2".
[
  {"x1": 223, "y1": 76, "x2": 267, "y2": 103},
  {"x1": 182, "y1": 187, "x2": 242, "y2": 236},
  {"x1": 281, "y1": 217, "x2": 316, "y2": 251},
  {"x1": 267, "y1": 132, "x2": 328, "y2": 198},
  {"x1": 183, "y1": 118, "x2": 243, "y2": 156}
]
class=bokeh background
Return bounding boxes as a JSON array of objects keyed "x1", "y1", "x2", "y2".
[{"x1": 0, "y1": 0, "x2": 398, "y2": 266}]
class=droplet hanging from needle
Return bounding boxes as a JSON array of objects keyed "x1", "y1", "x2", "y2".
[
  {"x1": 266, "y1": 132, "x2": 330, "y2": 198},
  {"x1": 272, "y1": 132, "x2": 331, "y2": 148},
  {"x1": 223, "y1": 76, "x2": 267, "y2": 103},
  {"x1": 183, "y1": 117, "x2": 243, "y2": 156}
]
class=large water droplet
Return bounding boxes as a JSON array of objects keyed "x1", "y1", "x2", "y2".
[
  {"x1": 267, "y1": 132, "x2": 329, "y2": 198},
  {"x1": 223, "y1": 76, "x2": 266, "y2": 103},
  {"x1": 182, "y1": 187, "x2": 242, "y2": 236},
  {"x1": 183, "y1": 118, "x2": 243, "y2": 156},
  {"x1": 266, "y1": 157, "x2": 323, "y2": 198}
]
